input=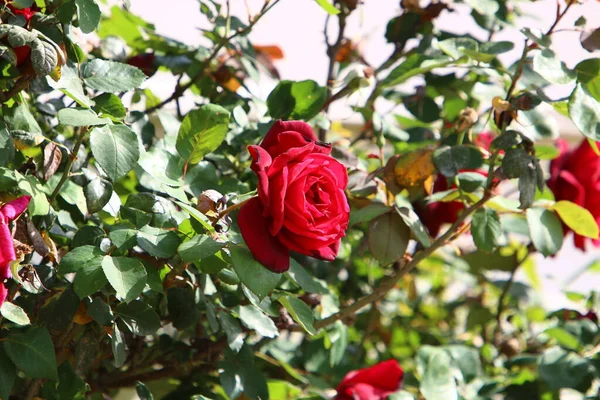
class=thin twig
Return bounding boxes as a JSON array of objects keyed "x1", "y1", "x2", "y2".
[
  {"x1": 145, "y1": 0, "x2": 280, "y2": 114},
  {"x1": 319, "y1": 7, "x2": 348, "y2": 142},
  {"x1": 314, "y1": 190, "x2": 495, "y2": 330},
  {"x1": 493, "y1": 244, "x2": 535, "y2": 339},
  {"x1": 49, "y1": 127, "x2": 86, "y2": 203}
]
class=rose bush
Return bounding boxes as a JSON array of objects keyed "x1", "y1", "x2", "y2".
[
  {"x1": 238, "y1": 120, "x2": 350, "y2": 272},
  {"x1": 0, "y1": 0, "x2": 599, "y2": 399}
]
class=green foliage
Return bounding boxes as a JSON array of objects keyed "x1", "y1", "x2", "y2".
[{"x1": 1, "y1": 0, "x2": 600, "y2": 399}]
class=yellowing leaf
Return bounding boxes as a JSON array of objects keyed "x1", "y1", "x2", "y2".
[
  {"x1": 394, "y1": 148, "x2": 436, "y2": 190},
  {"x1": 551, "y1": 200, "x2": 599, "y2": 239}
]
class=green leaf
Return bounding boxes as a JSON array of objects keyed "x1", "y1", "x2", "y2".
[
  {"x1": 574, "y1": 58, "x2": 600, "y2": 101},
  {"x1": 93, "y1": 93, "x2": 127, "y2": 118},
  {"x1": 0, "y1": 302, "x2": 30, "y2": 326},
  {"x1": 31, "y1": 39, "x2": 58, "y2": 76},
  {"x1": 314, "y1": 0, "x2": 339, "y2": 14},
  {"x1": 4, "y1": 327, "x2": 57, "y2": 380},
  {"x1": 518, "y1": 164, "x2": 537, "y2": 209},
  {"x1": 502, "y1": 148, "x2": 531, "y2": 179},
  {"x1": 396, "y1": 207, "x2": 432, "y2": 247},
  {"x1": 551, "y1": 200, "x2": 599, "y2": 239},
  {"x1": 267, "y1": 80, "x2": 327, "y2": 121},
  {"x1": 219, "y1": 347, "x2": 268, "y2": 400},
  {"x1": 286, "y1": 259, "x2": 329, "y2": 295},
  {"x1": 368, "y1": 211, "x2": 411, "y2": 266},
  {"x1": 136, "y1": 381, "x2": 154, "y2": 400},
  {"x1": 278, "y1": 295, "x2": 316, "y2": 335},
  {"x1": 167, "y1": 287, "x2": 200, "y2": 330},
  {"x1": 48, "y1": 63, "x2": 94, "y2": 108},
  {"x1": 236, "y1": 305, "x2": 278, "y2": 338},
  {"x1": 109, "y1": 225, "x2": 138, "y2": 250},
  {"x1": 57, "y1": 361, "x2": 88, "y2": 400},
  {"x1": 0, "y1": 128, "x2": 15, "y2": 167},
  {"x1": 526, "y1": 208, "x2": 564, "y2": 257},
  {"x1": 456, "y1": 171, "x2": 486, "y2": 192},
  {"x1": 433, "y1": 145, "x2": 478, "y2": 177},
  {"x1": 87, "y1": 297, "x2": 114, "y2": 326},
  {"x1": 381, "y1": 55, "x2": 455, "y2": 88},
  {"x1": 219, "y1": 311, "x2": 245, "y2": 352},
  {"x1": 111, "y1": 322, "x2": 127, "y2": 368},
  {"x1": 329, "y1": 321, "x2": 348, "y2": 367},
  {"x1": 16, "y1": 173, "x2": 49, "y2": 216},
  {"x1": 136, "y1": 226, "x2": 180, "y2": 259},
  {"x1": 175, "y1": 104, "x2": 230, "y2": 165},
  {"x1": 82, "y1": 59, "x2": 146, "y2": 93},
  {"x1": 420, "y1": 349, "x2": 458, "y2": 400},
  {"x1": 178, "y1": 234, "x2": 225, "y2": 262},
  {"x1": 0, "y1": 347, "x2": 16, "y2": 400},
  {"x1": 102, "y1": 256, "x2": 147, "y2": 302},
  {"x1": 569, "y1": 84, "x2": 600, "y2": 141},
  {"x1": 538, "y1": 347, "x2": 593, "y2": 392},
  {"x1": 58, "y1": 108, "x2": 109, "y2": 126},
  {"x1": 532, "y1": 48, "x2": 575, "y2": 84},
  {"x1": 437, "y1": 37, "x2": 478, "y2": 60},
  {"x1": 349, "y1": 202, "x2": 391, "y2": 226},
  {"x1": 90, "y1": 124, "x2": 140, "y2": 181},
  {"x1": 75, "y1": 0, "x2": 101, "y2": 33},
  {"x1": 471, "y1": 208, "x2": 501, "y2": 252},
  {"x1": 85, "y1": 178, "x2": 113, "y2": 214},
  {"x1": 115, "y1": 300, "x2": 161, "y2": 336},
  {"x1": 39, "y1": 288, "x2": 80, "y2": 331},
  {"x1": 544, "y1": 327, "x2": 581, "y2": 351},
  {"x1": 59, "y1": 245, "x2": 104, "y2": 273},
  {"x1": 231, "y1": 246, "x2": 281, "y2": 300},
  {"x1": 464, "y1": 0, "x2": 498, "y2": 15}
]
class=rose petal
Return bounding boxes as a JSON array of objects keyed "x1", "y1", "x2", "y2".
[
  {"x1": 0, "y1": 284, "x2": 7, "y2": 309},
  {"x1": 336, "y1": 360, "x2": 404, "y2": 399},
  {"x1": 261, "y1": 120, "x2": 319, "y2": 151},
  {"x1": 248, "y1": 146, "x2": 272, "y2": 209},
  {"x1": 1, "y1": 196, "x2": 31, "y2": 221},
  {"x1": 238, "y1": 197, "x2": 290, "y2": 272},
  {"x1": 0, "y1": 223, "x2": 16, "y2": 279}
]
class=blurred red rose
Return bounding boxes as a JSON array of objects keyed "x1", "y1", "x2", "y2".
[
  {"x1": 548, "y1": 139, "x2": 600, "y2": 251},
  {"x1": 238, "y1": 121, "x2": 349, "y2": 272},
  {"x1": 126, "y1": 53, "x2": 157, "y2": 77},
  {"x1": 335, "y1": 359, "x2": 404, "y2": 400}
]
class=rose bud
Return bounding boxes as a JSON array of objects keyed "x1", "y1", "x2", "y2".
[
  {"x1": 335, "y1": 359, "x2": 404, "y2": 400},
  {"x1": 238, "y1": 121, "x2": 350, "y2": 272},
  {"x1": 197, "y1": 190, "x2": 227, "y2": 221},
  {"x1": 548, "y1": 139, "x2": 600, "y2": 251}
]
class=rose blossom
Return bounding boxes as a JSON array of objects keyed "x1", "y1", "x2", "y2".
[
  {"x1": 238, "y1": 120, "x2": 349, "y2": 272},
  {"x1": 0, "y1": 195, "x2": 30, "y2": 307},
  {"x1": 548, "y1": 139, "x2": 600, "y2": 250},
  {"x1": 335, "y1": 359, "x2": 404, "y2": 400}
]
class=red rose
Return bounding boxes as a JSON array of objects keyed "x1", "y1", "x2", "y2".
[
  {"x1": 0, "y1": 195, "x2": 30, "y2": 307},
  {"x1": 548, "y1": 139, "x2": 600, "y2": 251},
  {"x1": 416, "y1": 170, "x2": 487, "y2": 237},
  {"x1": 238, "y1": 120, "x2": 350, "y2": 272},
  {"x1": 335, "y1": 359, "x2": 404, "y2": 400},
  {"x1": 126, "y1": 53, "x2": 157, "y2": 77}
]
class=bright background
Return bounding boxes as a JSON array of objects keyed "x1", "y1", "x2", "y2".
[{"x1": 118, "y1": 0, "x2": 600, "y2": 311}]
